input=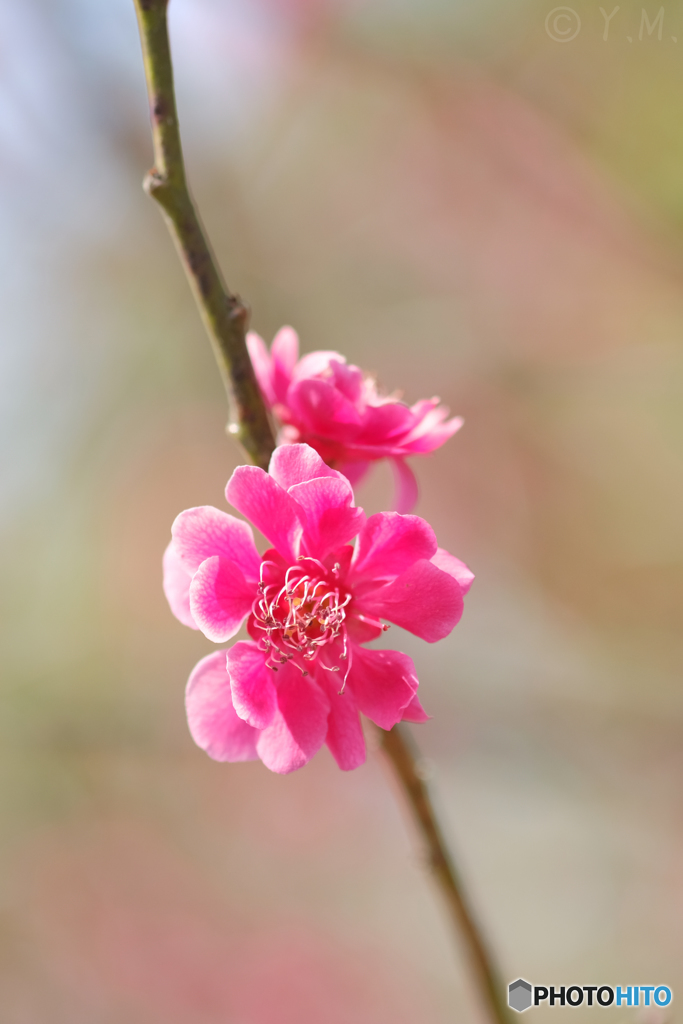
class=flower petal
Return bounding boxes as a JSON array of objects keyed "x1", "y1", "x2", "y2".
[
  {"x1": 227, "y1": 641, "x2": 277, "y2": 729},
  {"x1": 327, "y1": 359, "x2": 364, "y2": 404},
  {"x1": 359, "y1": 402, "x2": 414, "y2": 441},
  {"x1": 402, "y1": 409, "x2": 464, "y2": 453},
  {"x1": 347, "y1": 646, "x2": 418, "y2": 730},
  {"x1": 290, "y1": 350, "x2": 345, "y2": 385},
  {"x1": 317, "y1": 672, "x2": 366, "y2": 771},
  {"x1": 431, "y1": 548, "x2": 475, "y2": 595},
  {"x1": 345, "y1": 613, "x2": 384, "y2": 644},
  {"x1": 289, "y1": 476, "x2": 365, "y2": 559},
  {"x1": 171, "y1": 506, "x2": 261, "y2": 580},
  {"x1": 270, "y1": 326, "x2": 299, "y2": 404},
  {"x1": 189, "y1": 556, "x2": 256, "y2": 643},
  {"x1": 401, "y1": 691, "x2": 431, "y2": 723},
  {"x1": 337, "y1": 460, "x2": 371, "y2": 489},
  {"x1": 162, "y1": 541, "x2": 198, "y2": 629},
  {"x1": 359, "y1": 559, "x2": 463, "y2": 642},
  {"x1": 246, "y1": 331, "x2": 276, "y2": 406},
  {"x1": 268, "y1": 442, "x2": 339, "y2": 491},
  {"x1": 390, "y1": 457, "x2": 419, "y2": 514},
  {"x1": 288, "y1": 378, "x2": 363, "y2": 437},
  {"x1": 185, "y1": 651, "x2": 259, "y2": 762},
  {"x1": 350, "y1": 512, "x2": 437, "y2": 582},
  {"x1": 255, "y1": 662, "x2": 330, "y2": 774},
  {"x1": 226, "y1": 465, "x2": 304, "y2": 561}
]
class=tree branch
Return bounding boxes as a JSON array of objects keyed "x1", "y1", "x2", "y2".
[
  {"x1": 380, "y1": 724, "x2": 511, "y2": 1024},
  {"x1": 132, "y1": 4, "x2": 509, "y2": 1022},
  {"x1": 132, "y1": 0, "x2": 276, "y2": 468}
]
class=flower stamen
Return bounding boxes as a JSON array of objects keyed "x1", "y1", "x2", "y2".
[{"x1": 252, "y1": 564, "x2": 351, "y2": 675}]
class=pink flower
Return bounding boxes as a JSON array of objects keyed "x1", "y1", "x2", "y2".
[
  {"x1": 247, "y1": 327, "x2": 463, "y2": 513},
  {"x1": 163, "y1": 444, "x2": 473, "y2": 774}
]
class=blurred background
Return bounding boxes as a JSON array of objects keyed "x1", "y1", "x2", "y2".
[{"x1": 1, "y1": 0, "x2": 683, "y2": 1020}]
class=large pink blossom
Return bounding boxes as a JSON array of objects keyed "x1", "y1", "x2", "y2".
[
  {"x1": 247, "y1": 328, "x2": 463, "y2": 513},
  {"x1": 163, "y1": 444, "x2": 473, "y2": 774}
]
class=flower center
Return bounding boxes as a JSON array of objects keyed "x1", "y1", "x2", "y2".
[{"x1": 252, "y1": 560, "x2": 350, "y2": 679}]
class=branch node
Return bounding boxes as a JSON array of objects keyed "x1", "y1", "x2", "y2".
[
  {"x1": 143, "y1": 168, "x2": 167, "y2": 197},
  {"x1": 133, "y1": 0, "x2": 275, "y2": 467},
  {"x1": 227, "y1": 296, "x2": 250, "y2": 329}
]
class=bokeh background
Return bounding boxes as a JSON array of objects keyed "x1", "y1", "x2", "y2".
[{"x1": 2, "y1": 0, "x2": 683, "y2": 1020}]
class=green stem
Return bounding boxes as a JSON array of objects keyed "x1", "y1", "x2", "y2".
[
  {"x1": 132, "y1": 0, "x2": 276, "y2": 468},
  {"x1": 132, "y1": 4, "x2": 509, "y2": 1021},
  {"x1": 380, "y1": 724, "x2": 511, "y2": 1024}
]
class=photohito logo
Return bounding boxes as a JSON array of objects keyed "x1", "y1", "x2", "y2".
[{"x1": 508, "y1": 980, "x2": 673, "y2": 1012}]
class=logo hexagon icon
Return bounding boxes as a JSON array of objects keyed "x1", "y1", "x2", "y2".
[{"x1": 508, "y1": 979, "x2": 533, "y2": 1012}]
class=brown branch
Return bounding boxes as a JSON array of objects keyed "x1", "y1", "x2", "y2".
[
  {"x1": 132, "y1": 0, "x2": 276, "y2": 468},
  {"x1": 380, "y1": 724, "x2": 511, "y2": 1024},
  {"x1": 132, "y1": 4, "x2": 509, "y2": 1022}
]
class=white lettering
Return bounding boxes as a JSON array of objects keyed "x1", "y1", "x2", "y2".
[
  {"x1": 640, "y1": 7, "x2": 664, "y2": 40},
  {"x1": 600, "y1": 6, "x2": 620, "y2": 40}
]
